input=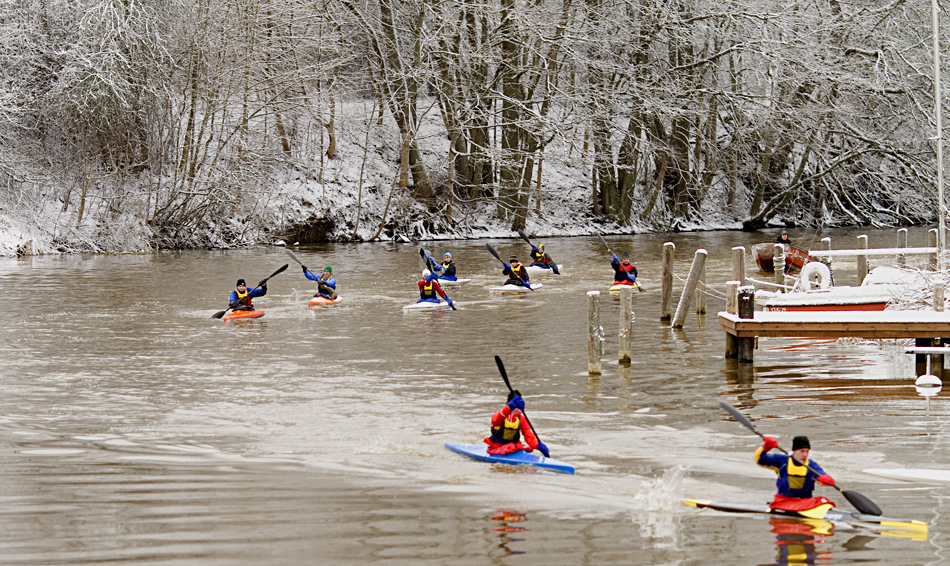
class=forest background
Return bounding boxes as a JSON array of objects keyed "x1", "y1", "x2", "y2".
[{"x1": 0, "y1": 0, "x2": 945, "y2": 255}]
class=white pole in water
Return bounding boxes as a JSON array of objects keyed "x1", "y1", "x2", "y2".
[{"x1": 934, "y1": 0, "x2": 946, "y2": 271}]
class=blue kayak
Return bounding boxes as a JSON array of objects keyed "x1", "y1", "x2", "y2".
[{"x1": 444, "y1": 443, "x2": 575, "y2": 474}]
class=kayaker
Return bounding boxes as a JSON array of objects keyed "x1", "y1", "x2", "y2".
[
  {"x1": 755, "y1": 435, "x2": 837, "y2": 511},
  {"x1": 303, "y1": 264, "x2": 337, "y2": 299},
  {"x1": 529, "y1": 244, "x2": 560, "y2": 274},
  {"x1": 417, "y1": 269, "x2": 454, "y2": 307},
  {"x1": 776, "y1": 231, "x2": 792, "y2": 245},
  {"x1": 484, "y1": 391, "x2": 549, "y2": 457},
  {"x1": 611, "y1": 251, "x2": 638, "y2": 286},
  {"x1": 502, "y1": 256, "x2": 531, "y2": 287},
  {"x1": 228, "y1": 278, "x2": 267, "y2": 311},
  {"x1": 432, "y1": 252, "x2": 457, "y2": 281}
]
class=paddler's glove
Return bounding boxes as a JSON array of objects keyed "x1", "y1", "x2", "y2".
[
  {"x1": 536, "y1": 442, "x2": 549, "y2": 458},
  {"x1": 502, "y1": 263, "x2": 510, "y2": 271},
  {"x1": 258, "y1": 279, "x2": 268, "y2": 288},
  {"x1": 762, "y1": 436, "x2": 779, "y2": 452},
  {"x1": 445, "y1": 297, "x2": 454, "y2": 308},
  {"x1": 817, "y1": 474, "x2": 835, "y2": 487},
  {"x1": 506, "y1": 395, "x2": 525, "y2": 412},
  {"x1": 301, "y1": 265, "x2": 308, "y2": 273}
]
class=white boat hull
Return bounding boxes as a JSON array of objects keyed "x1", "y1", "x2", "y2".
[{"x1": 490, "y1": 283, "x2": 543, "y2": 293}]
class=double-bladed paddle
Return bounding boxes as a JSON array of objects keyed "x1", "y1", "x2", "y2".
[
  {"x1": 485, "y1": 243, "x2": 532, "y2": 290},
  {"x1": 212, "y1": 263, "x2": 289, "y2": 319},
  {"x1": 719, "y1": 400, "x2": 882, "y2": 516},
  {"x1": 494, "y1": 355, "x2": 546, "y2": 454},
  {"x1": 597, "y1": 233, "x2": 644, "y2": 292},
  {"x1": 419, "y1": 248, "x2": 456, "y2": 310},
  {"x1": 517, "y1": 230, "x2": 533, "y2": 246}
]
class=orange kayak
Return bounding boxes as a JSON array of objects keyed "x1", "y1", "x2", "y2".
[
  {"x1": 308, "y1": 296, "x2": 342, "y2": 307},
  {"x1": 222, "y1": 309, "x2": 265, "y2": 321}
]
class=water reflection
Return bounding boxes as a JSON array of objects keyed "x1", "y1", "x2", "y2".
[
  {"x1": 768, "y1": 517, "x2": 833, "y2": 566},
  {"x1": 491, "y1": 509, "x2": 528, "y2": 556}
]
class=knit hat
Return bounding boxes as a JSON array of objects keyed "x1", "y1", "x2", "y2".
[
  {"x1": 792, "y1": 436, "x2": 810, "y2": 451},
  {"x1": 443, "y1": 252, "x2": 452, "y2": 259},
  {"x1": 236, "y1": 279, "x2": 246, "y2": 286},
  {"x1": 423, "y1": 269, "x2": 431, "y2": 279},
  {"x1": 510, "y1": 256, "x2": 519, "y2": 262},
  {"x1": 621, "y1": 251, "x2": 630, "y2": 259},
  {"x1": 538, "y1": 244, "x2": 544, "y2": 252},
  {"x1": 323, "y1": 265, "x2": 332, "y2": 272}
]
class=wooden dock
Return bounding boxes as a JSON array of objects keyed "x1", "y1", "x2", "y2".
[{"x1": 719, "y1": 311, "x2": 950, "y2": 339}]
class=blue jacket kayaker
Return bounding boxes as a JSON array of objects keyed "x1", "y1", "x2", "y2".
[
  {"x1": 228, "y1": 278, "x2": 267, "y2": 310},
  {"x1": 611, "y1": 251, "x2": 637, "y2": 285},
  {"x1": 484, "y1": 392, "x2": 548, "y2": 457},
  {"x1": 303, "y1": 265, "x2": 337, "y2": 299},
  {"x1": 432, "y1": 252, "x2": 457, "y2": 281},
  {"x1": 529, "y1": 244, "x2": 559, "y2": 274},
  {"x1": 756, "y1": 435, "x2": 836, "y2": 510},
  {"x1": 502, "y1": 256, "x2": 531, "y2": 287}
]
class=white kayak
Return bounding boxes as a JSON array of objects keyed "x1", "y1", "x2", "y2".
[
  {"x1": 489, "y1": 283, "x2": 543, "y2": 293},
  {"x1": 525, "y1": 265, "x2": 564, "y2": 278},
  {"x1": 863, "y1": 468, "x2": 950, "y2": 483},
  {"x1": 403, "y1": 300, "x2": 454, "y2": 311},
  {"x1": 437, "y1": 278, "x2": 471, "y2": 287}
]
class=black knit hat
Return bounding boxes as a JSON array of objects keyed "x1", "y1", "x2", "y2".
[
  {"x1": 236, "y1": 279, "x2": 246, "y2": 287},
  {"x1": 621, "y1": 251, "x2": 630, "y2": 258},
  {"x1": 792, "y1": 436, "x2": 810, "y2": 451}
]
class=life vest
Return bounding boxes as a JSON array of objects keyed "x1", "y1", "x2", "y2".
[
  {"x1": 235, "y1": 288, "x2": 251, "y2": 306},
  {"x1": 420, "y1": 281, "x2": 437, "y2": 300},
  {"x1": 786, "y1": 456, "x2": 809, "y2": 490},
  {"x1": 490, "y1": 413, "x2": 522, "y2": 444},
  {"x1": 507, "y1": 264, "x2": 526, "y2": 282}
]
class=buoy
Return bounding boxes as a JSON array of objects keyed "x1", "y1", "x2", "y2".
[
  {"x1": 915, "y1": 374, "x2": 942, "y2": 398},
  {"x1": 799, "y1": 262, "x2": 831, "y2": 291}
]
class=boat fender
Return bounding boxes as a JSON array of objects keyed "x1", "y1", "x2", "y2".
[{"x1": 800, "y1": 262, "x2": 831, "y2": 291}]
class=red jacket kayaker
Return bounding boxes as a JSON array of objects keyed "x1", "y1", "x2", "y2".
[
  {"x1": 417, "y1": 269, "x2": 454, "y2": 308},
  {"x1": 484, "y1": 392, "x2": 548, "y2": 457},
  {"x1": 228, "y1": 278, "x2": 267, "y2": 310},
  {"x1": 502, "y1": 257, "x2": 531, "y2": 287},
  {"x1": 755, "y1": 435, "x2": 836, "y2": 511},
  {"x1": 611, "y1": 251, "x2": 638, "y2": 285}
]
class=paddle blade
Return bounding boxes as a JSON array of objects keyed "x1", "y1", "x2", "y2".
[
  {"x1": 841, "y1": 489, "x2": 882, "y2": 516},
  {"x1": 284, "y1": 248, "x2": 303, "y2": 266},
  {"x1": 270, "y1": 263, "x2": 289, "y2": 278},
  {"x1": 494, "y1": 355, "x2": 513, "y2": 392},
  {"x1": 719, "y1": 401, "x2": 761, "y2": 437},
  {"x1": 486, "y1": 243, "x2": 502, "y2": 262},
  {"x1": 212, "y1": 310, "x2": 227, "y2": 319},
  {"x1": 596, "y1": 233, "x2": 611, "y2": 252},
  {"x1": 517, "y1": 230, "x2": 532, "y2": 245}
]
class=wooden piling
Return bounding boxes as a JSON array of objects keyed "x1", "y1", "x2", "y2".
[
  {"x1": 618, "y1": 285, "x2": 633, "y2": 366},
  {"x1": 672, "y1": 249, "x2": 707, "y2": 328},
  {"x1": 737, "y1": 286, "x2": 755, "y2": 362},
  {"x1": 696, "y1": 257, "x2": 707, "y2": 314},
  {"x1": 897, "y1": 228, "x2": 908, "y2": 267},
  {"x1": 660, "y1": 242, "x2": 675, "y2": 321},
  {"x1": 587, "y1": 290, "x2": 602, "y2": 375},
  {"x1": 773, "y1": 244, "x2": 785, "y2": 290},
  {"x1": 725, "y1": 281, "x2": 740, "y2": 358},
  {"x1": 857, "y1": 235, "x2": 868, "y2": 285},
  {"x1": 731, "y1": 246, "x2": 746, "y2": 287}
]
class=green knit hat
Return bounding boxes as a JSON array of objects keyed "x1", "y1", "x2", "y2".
[{"x1": 323, "y1": 265, "x2": 332, "y2": 273}]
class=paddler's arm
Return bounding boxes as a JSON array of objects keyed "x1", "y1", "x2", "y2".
[
  {"x1": 228, "y1": 290, "x2": 242, "y2": 309},
  {"x1": 754, "y1": 436, "x2": 783, "y2": 472}
]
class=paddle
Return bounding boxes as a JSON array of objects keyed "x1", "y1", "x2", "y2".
[
  {"x1": 517, "y1": 229, "x2": 533, "y2": 247},
  {"x1": 212, "y1": 264, "x2": 289, "y2": 319},
  {"x1": 419, "y1": 248, "x2": 456, "y2": 310},
  {"x1": 485, "y1": 243, "x2": 532, "y2": 290},
  {"x1": 597, "y1": 233, "x2": 644, "y2": 292},
  {"x1": 494, "y1": 355, "x2": 546, "y2": 454},
  {"x1": 719, "y1": 401, "x2": 882, "y2": 516},
  {"x1": 284, "y1": 248, "x2": 305, "y2": 267}
]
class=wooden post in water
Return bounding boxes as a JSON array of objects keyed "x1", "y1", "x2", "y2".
[
  {"x1": 929, "y1": 228, "x2": 939, "y2": 270},
  {"x1": 935, "y1": 283, "x2": 946, "y2": 379},
  {"x1": 618, "y1": 286, "x2": 633, "y2": 366},
  {"x1": 857, "y1": 235, "x2": 869, "y2": 285},
  {"x1": 696, "y1": 256, "x2": 707, "y2": 314},
  {"x1": 672, "y1": 249, "x2": 707, "y2": 328},
  {"x1": 773, "y1": 243, "x2": 785, "y2": 290},
  {"x1": 732, "y1": 246, "x2": 746, "y2": 286},
  {"x1": 725, "y1": 281, "x2": 740, "y2": 359},
  {"x1": 587, "y1": 290, "x2": 602, "y2": 375},
  {"x1": 660, "y1": 242, "x2": 675, "y2": 321},
  {"x1": 737, "y1": 285, "x2": 756, "y2": 362},
  {"x1": 897, "y1": 228, "x2": 908, "y2": 267}
]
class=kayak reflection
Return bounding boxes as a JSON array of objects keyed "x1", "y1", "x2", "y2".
[
  {"x1": 492, "y1": 509, "x2": 528, "y2": 556},
  {"x1": 770, "y1": 517, "x2": 832, "y2": 566}
]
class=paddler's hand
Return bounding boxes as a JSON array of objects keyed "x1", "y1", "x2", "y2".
[
  {"x1": 536, "y1": 442, "x2": 549, "y2": 458},
  {"x1": 301, "y1": 265, "x2": 308, "y2": 273},
  {"x1": 258, "y1": 278, "x2": 268, "y2": 288},
  {"x1": 817, "y1": 474, "x2": 835, "y2": 487},
  {"x1": 506, "y1": 395, "x2": 525, "y2": 412},
  {"x1": 762, "y1": 436, "x2": 778, "y2": 452}
]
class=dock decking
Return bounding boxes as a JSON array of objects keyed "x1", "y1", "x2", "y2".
[{"x1": 719, "y1": 310, "x2": 950, "y2": 339}]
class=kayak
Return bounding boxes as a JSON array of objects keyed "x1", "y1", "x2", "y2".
[
  {"x1": 222, "y1": 309, "x2": 265, "y2": 321},
  {"x1": 684, "y1": 499, "x2": 927, "y2": 537},
  {"x1": 308, "y1": 295, "x2": 342, "y2": 307},
  {"x1": 863, "y1": 468, "x2": 950, "y2": 483},
  {"x1": 609, "y1": 283, "x2": 639, "y2": 295},
  {"x1": 489, "y1": 283, "x2": 543, "y2": 293},
  {"x1": 444, "y1": 443, "x2": 574, "y2": 474},
  {"x1": 403, "y1": 300, "x2": 453, "y2": 312},
  {"x1": 526, "y1": 265, "x2": 564, "y2": 278},
  {"x1": 438, "y1": 278, "x2": 471, "y2": 287}
]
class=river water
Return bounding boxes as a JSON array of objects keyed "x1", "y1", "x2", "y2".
[{"x1": 1, "y1": 227, "x2": 948, "y2": 565}]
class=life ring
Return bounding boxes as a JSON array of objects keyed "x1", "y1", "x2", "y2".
[{"x1": 799, "y1": 262, "x2": 831, "y2": 291}]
